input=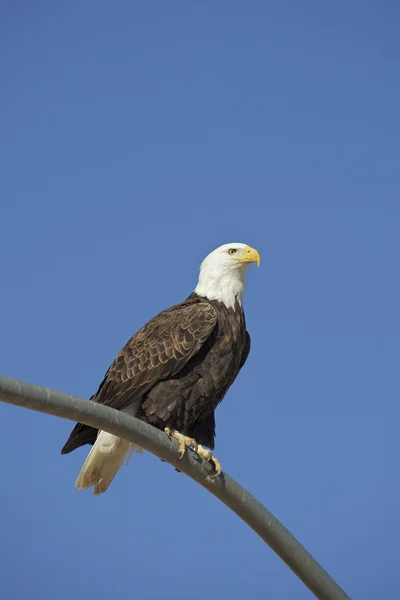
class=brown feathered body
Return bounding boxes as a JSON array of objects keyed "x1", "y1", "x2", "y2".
[{"x1": 62, "y1": 293, "x2": 250, "y2": 455}]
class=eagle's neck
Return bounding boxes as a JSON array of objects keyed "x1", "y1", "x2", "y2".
[{"x1": 194, "y1": 265, "x2": 247, "y2": 310}]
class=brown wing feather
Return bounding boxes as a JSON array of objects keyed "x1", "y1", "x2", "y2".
[
  {"x1": 240, "y1": 331, "x2": 251, "y2": 369},
  {"x1": 96, "y1": 302, "x2": 217, "y2": 410},
  {"x1": 61, "y1": 300, "x2": 217, "y2": 453}
]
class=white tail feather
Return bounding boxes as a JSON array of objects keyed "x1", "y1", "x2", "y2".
[{"x1": 75, "y1": 431, "x2": 141, "y2": 495}]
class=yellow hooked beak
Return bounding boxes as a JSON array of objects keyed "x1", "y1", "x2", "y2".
[{"x1": 235, "y1": 246, "x2": 260, "y2": 266}]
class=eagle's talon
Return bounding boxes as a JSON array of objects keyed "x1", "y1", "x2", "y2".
[
  {"x1": 165, "y1": 429, "x2": 197, "y2": 460},
  {"x1": 206, "y1": 457, "x2": 223, "y2": 481},
  {"x1": 196, "y1": 445, "x2": 222, "y2": 479}
]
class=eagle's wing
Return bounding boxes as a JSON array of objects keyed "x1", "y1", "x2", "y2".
[
  {"x1": 240, "y1": 331, "x2": 251, "y2": 369},
  {"x1": 97, "y1": 302, "x2": 217, "y2": 410},
  {"x1": 61, "y1": 301, "x2": 217, "y2": 453}
]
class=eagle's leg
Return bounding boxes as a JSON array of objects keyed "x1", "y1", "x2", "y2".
[
  {"x1": 164, "y1": 428, "x2": 198, "y2": 458},
  {"x1": 196, "y1": 445, "x2": 222, "y2": 480}
]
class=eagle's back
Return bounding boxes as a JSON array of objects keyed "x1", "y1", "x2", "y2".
[{"x1": 62, "y1": 293, "x2": 249, "y2": 454}]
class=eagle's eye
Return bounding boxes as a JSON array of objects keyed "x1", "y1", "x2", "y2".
[{"x1": 228, "y1": 248, "x2": 237, "y2": 255}]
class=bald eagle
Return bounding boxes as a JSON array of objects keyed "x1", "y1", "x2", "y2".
[{"x1": 62, "y1": 243, "x2": 260, "y2": 494}]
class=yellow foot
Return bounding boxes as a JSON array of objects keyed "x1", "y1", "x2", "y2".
[
  {"x1": 164, "y1": 429, "x2": 222, "y2": 480},
  {"x1": 164, "y1": 428, "x2": 197, "y2": 458},
  {"x1": 196, "y1": 444, "x2": 222, "y2": 481}
]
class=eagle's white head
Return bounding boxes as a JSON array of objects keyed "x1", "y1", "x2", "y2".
[{"x1": 194, "y1": 243, "x2": 260, "y2": 309}]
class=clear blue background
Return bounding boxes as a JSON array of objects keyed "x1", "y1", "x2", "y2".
[{"x1": 1, "y1": 2, "x2": 399, "y2": 599}]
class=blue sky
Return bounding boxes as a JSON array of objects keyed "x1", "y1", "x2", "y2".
[{"x1": 1, "y1": 2, "x2": 399, "y2": 598}]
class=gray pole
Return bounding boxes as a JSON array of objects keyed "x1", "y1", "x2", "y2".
[{"x1": 0, "y1": 376, "x2": 350, "y2": 600}]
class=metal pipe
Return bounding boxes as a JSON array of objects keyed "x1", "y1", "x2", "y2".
[{"x1": 0, "y1": 376, "x2": 350, "y2": 600}]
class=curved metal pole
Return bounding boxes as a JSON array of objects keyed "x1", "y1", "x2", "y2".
[{"x1": 0, "y1": 376, "x2": 350, "y2": 600}]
